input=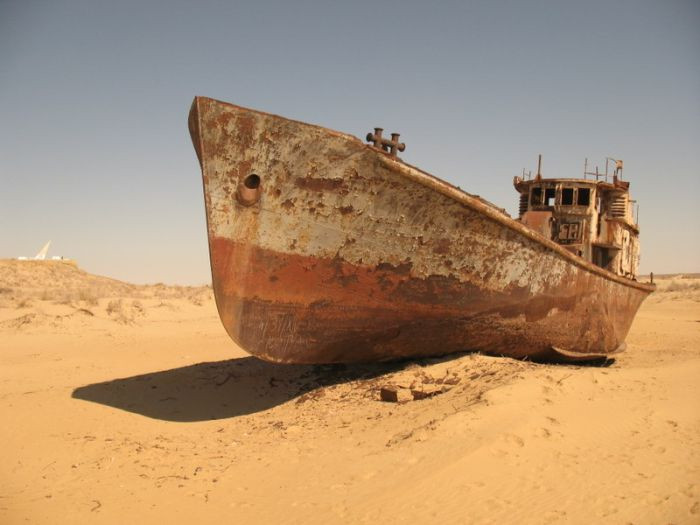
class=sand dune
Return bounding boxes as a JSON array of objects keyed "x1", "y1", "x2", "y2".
[{"x1": 1, "y1": 259, "x2": 698, "y2": 524}]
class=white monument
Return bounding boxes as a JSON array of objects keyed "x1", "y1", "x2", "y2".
[{"x1": 17, "y1": 241, "x2": 66, "y2": 261}]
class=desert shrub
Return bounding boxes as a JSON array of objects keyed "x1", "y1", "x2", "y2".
[
  {"x1": 131, "y1": 300, "x2": 145, "y2": 316},
  {"x1": 112, "y1": 312, "x2": 131, "y2": 324},
  {"x1": 106, "y1": 299, "x2": 123, "y2": 315},
  {"x1": 664, "y1": 280, "x2": 700, "y2": 292},
  {"x1": 54, "y1": 292, "x2": 75, "y2": 305},
  {"x1": 105, "y1": 298, "x2": 146, "y2": 324},
  {"x1": 106, "y1": 299, "x2": 132, "y2": 324},
  {"x1": 188, "y1": 292, "x2": 203, "y2": 306},
  {"x1": 154, "y1": 301, "x2": 177, "y2": 311},
  {"x1": 78, "y1": 289, "x2": 99, "y2": 306}
]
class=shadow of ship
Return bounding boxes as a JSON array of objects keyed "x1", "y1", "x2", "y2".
[
  {"x1": 72, "y1": 356, "x2": 408, "y2": 422},
  {"x1": 72, "y1": 353, "x2": 613, "y2": 422}
]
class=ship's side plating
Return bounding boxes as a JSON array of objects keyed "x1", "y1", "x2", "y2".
[{"x1": 189, "y1": 96, "x2": 654, "y2": 364}]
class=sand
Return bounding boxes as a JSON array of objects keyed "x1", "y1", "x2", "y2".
[{"x1": 1, "y1": 260, "x2": 698, "y2": 524}]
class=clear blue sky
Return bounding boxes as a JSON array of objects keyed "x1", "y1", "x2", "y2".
[{"x1": 1, "y1": 0, "x2": 698, "y2": 284}]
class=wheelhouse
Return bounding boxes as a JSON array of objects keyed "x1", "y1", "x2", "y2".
[{"x1": 514, "y1": 158, "x2": 640, "y2": 279}]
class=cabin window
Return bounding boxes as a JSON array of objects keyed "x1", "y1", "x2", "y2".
[
  {"x1": 593, "y1": 246, "x2": 614, "y2": 270},
  {"x1": 561, "y1": 187, "x2": 574, "y2": 205},
  {"x1": 545, "y1": 188, "x2": 556, "y2": 206},
  {"x1": 531, "y1": 187, "x2": 543, "y2": 205},
  {"x1": 578, "y1": 188, "x2": 591, "y2": 206}
]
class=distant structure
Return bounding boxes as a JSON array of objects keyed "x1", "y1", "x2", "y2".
[
  {"x1": 17, "y1": 241, "x2": 69, "y2": 262},
  {"x1": 35, "y1": 241, "x2": 51, "y2": 260}
]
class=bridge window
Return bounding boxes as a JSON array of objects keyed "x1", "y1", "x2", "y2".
[
  {"x1": 545, "y1": 188, "x2": 556, "y2": 206},
  {"x1": 561, "y1": 187, "x2": 574, "y2": 205},
  {"x1": 531, "y1": 187, "x2": 543, "y2": 205},
  {"x1": 577, "y1": 188, "x2": 591, "y2": 206}
]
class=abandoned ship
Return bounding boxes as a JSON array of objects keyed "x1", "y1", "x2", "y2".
[{"x1": 188, "y1": 96, "x2": 654, "y2": 364}]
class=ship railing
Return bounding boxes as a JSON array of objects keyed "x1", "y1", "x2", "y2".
[{"x1": 583, "y1": 157, "x2": 623, "y2": 182}]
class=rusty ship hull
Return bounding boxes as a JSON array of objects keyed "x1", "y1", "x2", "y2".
[{"x1": 189, "y1": 96, "x2": 654, "y2": 364}]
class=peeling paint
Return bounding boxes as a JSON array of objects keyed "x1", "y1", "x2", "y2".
[{"x1": 189, "y1": 96, "x2": 654, "y2": 364}]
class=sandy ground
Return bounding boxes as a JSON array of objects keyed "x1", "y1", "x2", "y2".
[{"x1": 1, "y1": 260, "x2": 698, "y2": 524}]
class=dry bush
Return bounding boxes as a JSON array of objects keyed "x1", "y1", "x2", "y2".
[
  {"x1": 78, "y1": 289, "x2": 99, "y2": 306},
  {"x1": 154, "y1": 300, "x2": 178, "y2": 311},
  {"x1": 55, "y1": 293, "x2": 74, "y2": 306},
  {"x1": 654, "y1": 278, "x2": 700, "y2": 292},
  {"x1": 105, "y1": 298, "x2": 147, "y2": 324},
  {"x1": 3, "y1": 313, "x2": 38, "y2": 329},
  {"x1": 109, "y1": 305, "x2": 131, "y2": 324},
  {"x1": 188, "y1": 291, "x2": 203, "y2": 306},
  {"x1": 651, "y1": 277, "x2": 700, "y2": 303},
  {"x1": 0, "y1": 287, "x2": 14, "y2": 309},
  {"x1": 186, "y1": 286, "x2": 214, "y2": 306},
  {"x1": 131, "y1": 300, "x2": 145, "y2": 317},
  {"x1": 106, "y1": 299, "x2": 123, "y2": 315},
  {"x1": 663, "y1": 280, "x2": 700, "y2": 293}
]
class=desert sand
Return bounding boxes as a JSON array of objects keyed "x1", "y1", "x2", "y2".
[{"x1": 1, "y1": 260, "x2": 698, "y2": 524}]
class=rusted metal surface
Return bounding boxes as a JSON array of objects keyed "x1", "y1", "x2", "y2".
[
  {"x1": 521, "y1": 210, "x2": 553, "y2": 239},
  {"x1": 189, "y1": 96, "x2": 654, "y2": 364}
]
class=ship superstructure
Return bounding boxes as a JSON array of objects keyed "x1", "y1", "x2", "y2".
[{"x1": 514, "y1": 157, "x2": 640, "y2": 279}]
